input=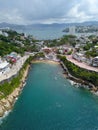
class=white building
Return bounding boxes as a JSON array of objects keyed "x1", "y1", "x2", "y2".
[
  {"x1": 3, "y1": 32, "x2": 8, "y2": 37},
  {"x1": 0, "y1": 30, "x2": 3, "y2": 35},
  {"x1": 72, "y1": 53, "x2": 84, "y2": 62},
  {"x1": 69, "y1": 26, "x2": 75, "y2": 35},
  {"x1": 0, "y1": 61, "x2": 10, "y2": 75},
  {"x1": 0, "y1": 30, "x2": 8, "y2": 37},
  {"x1": 92, "y1": 56, "x2": 98, "y2": 67}
]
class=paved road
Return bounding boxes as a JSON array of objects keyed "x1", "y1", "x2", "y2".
[
  {"x1": 66, "y1": 55, "x2": 98, "y2": 73},
  {"x1": 0, "y1": 55, "x2": 29, "y2": 83}
]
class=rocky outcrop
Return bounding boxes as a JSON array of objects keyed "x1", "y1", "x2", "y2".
[
  {"x1": 0, "y1": 65, "x2": 30, "y2": 117},
  {"x1": 0, "y1": 105, "x2": 5, "y2": 117},
  {"x1": 60, "y1": 61, "x2": 96, "y2": 90}
]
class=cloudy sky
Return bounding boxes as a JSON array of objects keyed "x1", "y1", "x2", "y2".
[{"x1": 0, "y1": 0, "x2": 98, "y2": 24}]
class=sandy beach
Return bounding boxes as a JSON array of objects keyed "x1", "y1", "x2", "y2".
[
  {"x1": 0, "y1": 59, "x2": 59, "y2": 118},
  {"x1": 32, "y1": 60, "x2": 59, "y2": 65}
]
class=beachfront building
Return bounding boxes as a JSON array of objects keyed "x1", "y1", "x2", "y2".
[
  {"x1": 41, "y1": 46, "x2": 52, "y2": 54},
  {"x1": 45, "y1": 52, "x2": 58, "y2": 61},
  {"x1": 0, "y1": 60, "x2": 10, "y2": 75}
]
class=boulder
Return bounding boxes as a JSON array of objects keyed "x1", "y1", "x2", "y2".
[
  {"x1": 0, "y1": 105, "x2": 4, "y2": 117},
  {"x1": 1, "y1": 99, "x2": 11, "y2": 111},
  {"x1": 8, "y1": 96, "x2": 14, "y2": 105},
  {"x1": 3, "y1": 100, "x2": 11, "y2": 111}
]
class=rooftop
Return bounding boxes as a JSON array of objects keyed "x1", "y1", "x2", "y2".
[{"x1": 0, "y1": 61, "x2": 9, "y2": 69}]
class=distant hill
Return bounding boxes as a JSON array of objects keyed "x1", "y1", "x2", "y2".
[
  {"x1": 0, "y1": 22, "x2": 25, "y2": 29},
  {"x1": 23, "y1": 21, "x2": 98, "y2": 28},
  {"x1": 0, "y1": 21, "x2": 98, "y2": 30}
]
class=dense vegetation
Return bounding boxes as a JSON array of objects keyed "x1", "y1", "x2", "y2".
[
  {"x1": 0, "y1": 30, "x2": 39, "y2": 56},
  {"x1": 85, "y1": 49, "x2": 98, "y2": 58},
  {"x1": 0, "y1": 56, "x2": 33, "y2": 99},
  {"x1": 0, "y1": 41, "x2": 24, "y2": 56},
  {"x1": 83, "y1": 42, "x2": 98, "y2": 58},
  {"x1": 58, "y1": 55, "x2": 98, "y2": 86},
  {"x1": 32, "y1": 52, "x2": 45, "y2": 59},
  {"x1": 47, "y1": 35, "x2": 76, "y2": 47}
]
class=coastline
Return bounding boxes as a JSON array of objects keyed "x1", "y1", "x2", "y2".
[
  {"x1": 32, "y1": 60, "x2": 59, "y2": 65},
  {"x1": 59, "y1": 61, "x2": 98, "y2": 94},
  {"x1": 33, "y1": 60, "x2": 98, "y2": 93},
  {"x1": 0, "y1": 65, "x2": 30, "y2": 118},
  {"x1": 0, "y1": 59, "x2": 58, "y2": 118},
  {"x1": 0, "y1": 59, "x2": 98, "y2": 119},
  {"x1": 0, "y1": 60, "x2": 59, "y2": 119}
]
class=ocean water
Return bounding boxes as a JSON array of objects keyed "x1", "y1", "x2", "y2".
[
  {"x1": 15, "y1": 26, "x2": 65, "y2": 40},
  {"x1": 0, "y1": 63, "x2": 98, "y2": 130},
  {"x1": 14, "y1": 26, "x2": 95, "y2": 40}
]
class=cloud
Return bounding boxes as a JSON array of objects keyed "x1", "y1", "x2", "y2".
[
  {"x1": 0, "y1": 0, "x2": 98, "y2": 24},
  {"x1": 0, "y1": 9, "x2": 25, "y2": 24}
]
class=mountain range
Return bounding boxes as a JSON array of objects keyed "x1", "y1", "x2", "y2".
[{"x1": 0, "y1": 21, "x2": 98, "y2": 30}]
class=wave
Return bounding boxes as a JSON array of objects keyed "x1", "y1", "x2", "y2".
[
  {"x1": 0, "y1": 92, "x2": 20, "y2": 126},
  {"x1": 0, "y1": 110, "x2": 11, "y2": 125}
]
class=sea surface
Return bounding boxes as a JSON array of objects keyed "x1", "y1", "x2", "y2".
[
  {"x1": 1, "y1": 63, "x2": 98, "y2": 130},
  {"x1": 14, "y1": 26, "x2": 94, "y2": 40},
  {"x1": 15, "y1": 26, "x2": 65, "y2": 40}
]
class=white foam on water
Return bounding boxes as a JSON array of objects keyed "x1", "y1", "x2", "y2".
[
  {"x1": 0, "y1": 94, "x2": 20, "y2": 125},
  {"x1": 0, "y1": 81, "x2": 27, "y2": 126},
  {"x1": 68, "y1": 79, "x2": 80, "y2": 88},
  {"x1": 0, "y1": 110, "x2": 11, "y2": 125}
]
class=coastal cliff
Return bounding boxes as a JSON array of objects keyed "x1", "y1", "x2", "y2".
[
  {"x1": 0, "y1": 65, "x2": 30, "y2": 117},
  {"x1": 0, "y1": 56, "x2": 33, "y2": 117},
  {"x1": 58, "y1": 55, "x2": 98, "y2": 91}
]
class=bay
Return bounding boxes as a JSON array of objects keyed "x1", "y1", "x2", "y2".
[
  {"x1": 15, "y1": 26, "x2": 65, "y2": 40},
  {"x1": 0, "y1": 63, "x2": 98, "y2": 130}
]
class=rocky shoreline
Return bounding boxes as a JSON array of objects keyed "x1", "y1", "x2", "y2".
[
  {"x1": 0, "y1": 59, "x2": 98, "y2": 118},
  {"x1": 0, "y1": 65, "x2": 30, "y2": 117},
  {"x1": 0, "y1": 60, "x2": 58, "y2": 118},
  {"x1": 60, "y1": 61, "x2": 98, "y2": 93}
]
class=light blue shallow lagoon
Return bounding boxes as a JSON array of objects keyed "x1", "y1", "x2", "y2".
[{"x1": 1, "y1": 63, "x2": 98, "y2": 130}]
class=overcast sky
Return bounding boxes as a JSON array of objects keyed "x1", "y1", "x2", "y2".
[{"x1": 0, "y1": 0, "x2": 98, "y2": 24}]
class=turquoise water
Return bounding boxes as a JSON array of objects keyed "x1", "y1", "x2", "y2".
[{"x1": 1, "y1": 63, "x2": 98, "y2": 130}]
